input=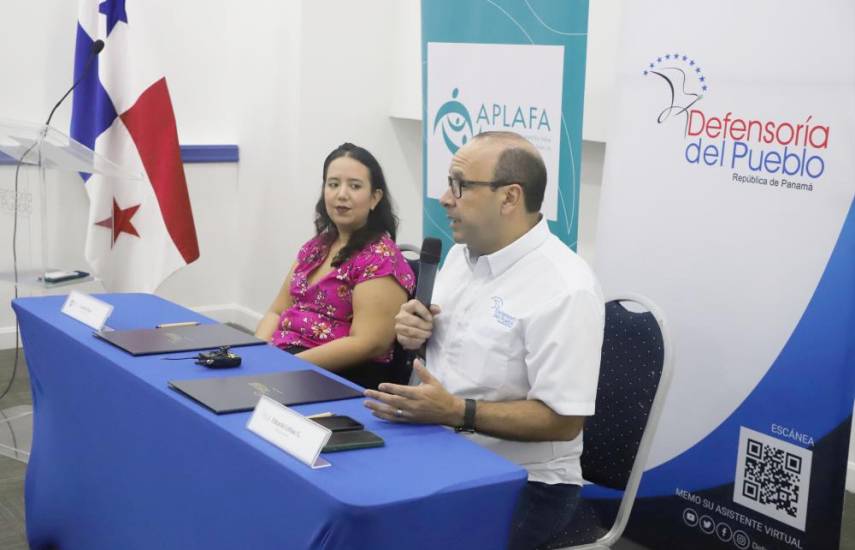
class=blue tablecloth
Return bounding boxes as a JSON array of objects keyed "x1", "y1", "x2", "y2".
[{"x1": 13, "y1": 293, "x2": 526, "y2": 550}]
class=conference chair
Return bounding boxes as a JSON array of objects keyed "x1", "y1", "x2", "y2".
[
  {"x1": 550, "y1": 294, "x2": 674, "y2": 550},
  {"x1": 398, "y1": 243, "x2": 422, "y2": 278},
  {"x1": 386, "y1": 243, "x2": 420, "y2": 385}
]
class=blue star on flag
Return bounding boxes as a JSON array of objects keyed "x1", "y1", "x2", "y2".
[{"x1": 99, "y1": 0, "x2": 128, "y2": 36}]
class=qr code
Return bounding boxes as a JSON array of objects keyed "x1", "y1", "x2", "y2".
[{"x1": 733, "y1": 426, "x2": 812, "y2": 530}]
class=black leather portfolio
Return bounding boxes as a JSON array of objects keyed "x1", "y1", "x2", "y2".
[
  {"x1": 95, "y1": 323, "x2": 264, "y2": 356},
  {"x1": 168, "y1": 370, "x2": 363, "y2": 414}
]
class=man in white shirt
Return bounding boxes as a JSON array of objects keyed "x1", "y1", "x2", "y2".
[{"x1": 364, "y1": 131, "x2": 604, "y2": 550}]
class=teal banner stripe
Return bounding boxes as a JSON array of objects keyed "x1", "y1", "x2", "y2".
[{"x1": 421, "y1": 0, "x2": 589, "y2": 258}]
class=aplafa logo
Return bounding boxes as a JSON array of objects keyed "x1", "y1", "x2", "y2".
[
  {"x1": 643, "y1": 52, "x2": 829, "y2": 191},
  {"x1": 433, "y1": 88, "x2": 474, "y2": 154},
  {"x1": 432, "y1": 87, "x2": 554, "y2": 156}
]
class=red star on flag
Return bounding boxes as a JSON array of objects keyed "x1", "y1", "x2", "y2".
[{"x1": 95, "y1": 198, "x2": 142, "y2": 246}]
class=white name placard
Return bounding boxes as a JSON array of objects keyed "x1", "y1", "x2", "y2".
[
  {"x1": 247, "y1": 395, "x2": 332, "y2": 469},
  {"x1": 61, "y1": 291, "x2": 113, "y2": 331}
]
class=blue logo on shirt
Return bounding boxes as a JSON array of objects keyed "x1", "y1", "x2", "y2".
[{"x1": 491, "y1": 297, "x2": 515, "y2": 328}]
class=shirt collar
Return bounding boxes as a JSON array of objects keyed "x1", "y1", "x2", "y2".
[{"x1": 465, "y1": 216, "x2": 549, "y2": 277}]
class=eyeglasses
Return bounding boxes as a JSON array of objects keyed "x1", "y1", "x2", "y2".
[{"x1": 447, "y1": 176, "x2": 517, "y2": 199}]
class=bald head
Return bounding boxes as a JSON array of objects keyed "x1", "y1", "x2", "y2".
[
  {"x1": 471, "y1": 131, "x2": 547, "y2": 213},
  {"x1": 471, "y1": 131, "x2": 539, "y2": 152}
]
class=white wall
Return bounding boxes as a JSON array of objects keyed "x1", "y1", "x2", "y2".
[
  {"x1": 234, "y1": 0, "x2": 423, "y2": 317},
  {"x1": 0, "y1": 0, "x2": 610, "y2": 331},
  {"x1": 0, "y1": 0, "x2": 422, "y2": 335},
  {"x1": 0, "y1": 0, "x2": 249, "y2": 337}
]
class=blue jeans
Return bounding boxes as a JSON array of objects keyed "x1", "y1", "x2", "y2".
[{"x1": 508, "y1": 482, "x2": 582, "y2": 550}]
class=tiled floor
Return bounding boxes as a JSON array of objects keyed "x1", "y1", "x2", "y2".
[
  {"x1": 0, "y1": 348, "x2": 851, "y2": 550},
  {"x1": 0, "y1": 348, "x2": 30, "y2": 550}
]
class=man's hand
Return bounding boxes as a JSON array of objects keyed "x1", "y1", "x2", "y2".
[
  {"x1": 394, "y1": 300, "x2": 441, "y2": 351},
  {"x1": 365, "y1": 360, "x2": 585, "y2": 441},
  {"x1": 364, "y1": 359, "x2": 463, "y2": 426}
]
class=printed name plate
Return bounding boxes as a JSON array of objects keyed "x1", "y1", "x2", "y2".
[
  {"x1": 61, "y1": 291, "x2": 113, "y2": 331},
  {"x1": 247, "y1": 395, "x2": 332, "y2": 469}
]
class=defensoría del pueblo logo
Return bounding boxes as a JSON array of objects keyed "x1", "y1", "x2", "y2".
[
  {"x1": 644, "y1": 52, "x2": 830, "y2": 191},
  {"x1": 644, "y1": 52, "x2": 707, "y2": 130}
]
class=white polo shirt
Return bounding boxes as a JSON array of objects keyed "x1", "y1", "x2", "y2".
[{"x1": 426, "y1": 218, "x2": 604, "y2": 485}]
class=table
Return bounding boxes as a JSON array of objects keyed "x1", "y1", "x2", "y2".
[{"x1": 12, "y1": 293, "x2": 526, "y2": 550}]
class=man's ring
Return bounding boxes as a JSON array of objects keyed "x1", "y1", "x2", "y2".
[{"x1": 395, "y1": 409, "x2": 403, "y2": 418}]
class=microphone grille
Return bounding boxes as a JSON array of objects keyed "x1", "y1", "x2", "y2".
[{"x1": 420, "y1": 237, "x2": 442, "y2": 265}]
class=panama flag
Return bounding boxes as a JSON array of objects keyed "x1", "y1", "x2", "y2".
[{"x1": 70, "y1": 0, "x2": 199, "y2": 292}]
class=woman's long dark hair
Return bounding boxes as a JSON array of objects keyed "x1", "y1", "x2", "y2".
[{"x1": 314, "y1": 143, "x2": 398, "y2": 266}]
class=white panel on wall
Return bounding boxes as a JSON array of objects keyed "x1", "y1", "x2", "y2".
[
  {"x1": 577, "y1": 140, "x2": 605, "y2": 264},
  {"x1": 582, "y1": 0, "x2": 621, "y2": 143},
  {"x1": 389, "y1": 0, "x2": 423, "y2": 120}
]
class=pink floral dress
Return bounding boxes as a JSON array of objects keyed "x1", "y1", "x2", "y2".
[{"x1": 271, "y1": 234, "x2": 416, "y2": 363}]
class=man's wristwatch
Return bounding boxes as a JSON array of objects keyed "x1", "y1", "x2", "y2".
[{"x1": 455, "y1": 398, "x2": 477, "y2": 433}]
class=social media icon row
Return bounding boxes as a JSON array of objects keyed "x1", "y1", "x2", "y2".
[{"x1": 682, "y1": 508, "x2": 750, "y2": 549}]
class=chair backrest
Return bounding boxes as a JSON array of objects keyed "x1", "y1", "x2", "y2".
[
  {"x1": 388, "y1": 244, "x2": 420, "y2": 385},
  {"x1": 398, "y1": 243, "x2": 421, "y2": 282},
  {"x1": 581, "y1": 295, "x2": 673, "y2": 491},
  {"x1": 572, "y1": 293, "x2": 673, "y2": 548}
]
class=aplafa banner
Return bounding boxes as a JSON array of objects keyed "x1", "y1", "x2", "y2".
[
  {"x1": 594, "y1": 1, "x2": 855, "y2": 549},
  {"x1": 421, "y1": 0, "x2": 589, "y2": 256}
]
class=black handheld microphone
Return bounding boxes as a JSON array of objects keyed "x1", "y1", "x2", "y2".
[
  {"x1": 407, "y1": 237, "x2": 442, "y2": 369},
  {"x1": 414, "y1": 237, "x2": 442, "y2": 307},
  {"x1": 45, "y1": 39, "x2": 105, "y2": 126}
]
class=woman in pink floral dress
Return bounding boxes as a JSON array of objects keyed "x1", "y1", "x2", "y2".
[{"x1": 255, "y1": 143, "x2": 415, "y2": 389}]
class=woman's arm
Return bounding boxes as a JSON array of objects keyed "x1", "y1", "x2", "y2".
[
  {"x1": 296, "y1": 276, "x2": 408, "y2": 371},
  {"x1": 255, "y1": 261, "x2": 298, "y2": 341}
]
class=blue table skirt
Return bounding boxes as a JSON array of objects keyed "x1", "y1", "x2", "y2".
[{"x1": 13, "y1": 293, "x2": 526, "y2": 550}]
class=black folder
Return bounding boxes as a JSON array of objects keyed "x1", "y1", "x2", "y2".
[
  {"x1": 95, "y1": 323, "x2": 264, "y2": 356},
  {"x1": 168, "y1": 370, "x2": 363, "y2": 414}
]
